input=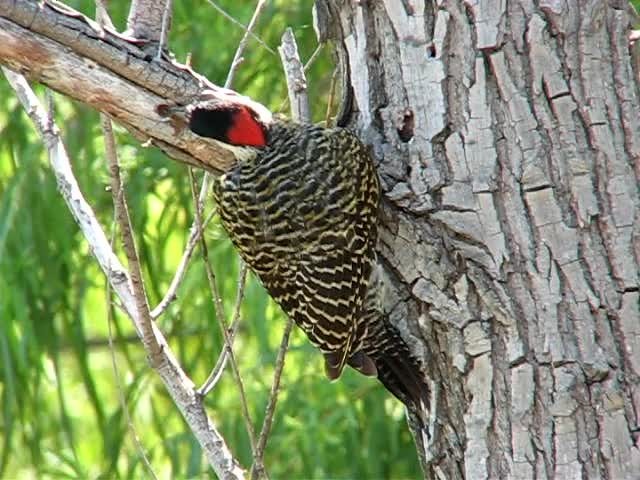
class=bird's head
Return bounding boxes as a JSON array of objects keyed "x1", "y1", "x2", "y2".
[
  {"x1": 156, "y1": 92, "x2": 275, "y2": 167},
  {"x1": 188, "y1": 102, "x2": 270, "y2": 148}
]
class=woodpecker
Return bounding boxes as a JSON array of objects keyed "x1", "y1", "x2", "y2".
[{"x1": 159, "y1": 96, "x2": 430, "y2": 435}]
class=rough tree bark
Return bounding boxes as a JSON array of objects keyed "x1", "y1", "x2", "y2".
[{"x1": 318, "y1": 0, "x2": 640, "y2": 478}]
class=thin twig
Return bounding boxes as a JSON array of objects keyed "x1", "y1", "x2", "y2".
[
  {"x1": 102, "y1": 114, "x2": 161, "y2": 361},
  {"x1": 150, "y1": 208, "x2": 216, "y2": 318},
  {"x1": 188, "y1": 0, "x2": 268, "y2": 405},
  {"x1": 226, "y1": 0, "x2": 269, "y2": 87},
  {"x1": 199, "y1": 263, "x2": 247, "y2": 394},
  {"x1": 206, "y1": 0, "x2": 275, "y2": 55},
  {"x1": 157, "y1": 0, "x2": 173, "y2": 60},
  {"x1": 188, "y1": 172, "x2": 225, "y2": 329},
  {"x1": 324, "y1": 69, "x2": 338, "y2": 127},
  {"x1": 304, "y1": 44, "x2": 324, "y2": 73},
  {"x1": 93, "y1": 0, "x2": 138, "y2": 372},
  {"x1": 105, "y1": 218, "x2": 158, "y2": 480},
  {"x1": 94, "y1": 0, "x2": 158, "y2": 352},
  {"x1": 250, "y1": 317, "x2": 294, "y2": 480},
  {"x1": 93, "y1": 8, "x2": 160, "y2": 469},
  {"x1": 199, "y1": 314, "x2": 242, "y2": 392},
  {"x1": 93, "y1": 0, "x2": 158, "y2": 447},
  {"x1": 188, "y1": 170, "x2": 259, "y2": 458},
  {"x1": 198, "y1": 4, "x2": 283, "y2": 468}
]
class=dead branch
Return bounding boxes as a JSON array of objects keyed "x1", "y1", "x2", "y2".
[{"x1": 0, "y1": 0, "x2": 270, "y2": 173}]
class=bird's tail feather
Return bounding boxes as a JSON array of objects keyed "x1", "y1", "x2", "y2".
[
  {"x1": 366, "y1": 322, "x2": 432, "y2": 474},
  {"x1": 370, "y1": 325, "x2": 430, "y2": 428},
  {"x1": 358, "y1": 265, "x2": 431, "y2": 434}
]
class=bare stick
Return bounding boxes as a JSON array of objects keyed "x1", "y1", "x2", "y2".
[
  {"x1": 194, "y1": 0, "x2": 267, "y2": 387},
  {"x1": 149, "y1": 208, "x2": 216, "y2": 318},
  {"x1": 206, "y1": 0, "x2": 275, "y2": 55},
  {"x1": 94, "y1": 9, "x2": 162, "y2": 470},
  {"x1": 2, "y1": 67, "x2": 245, "y2": 479},
  {"x1": 187, "y1": 173, "x2": 226, "y2": 340},
  {"x1": 199, "y1": 264, "x2": 248, "y2": 394},
  {"x1": 325, "y1": 69, "x2": 338, "y2": 127},
  {"x1": 250, "y1": 318, "x2": 295, "y2": 480},
  {"x1": 277, "y1": 42, "x2": 323, "y2": 115},
  {"x1": 190, "y1": 0, "x2": 269, "y2": 403},
  {"x1": 94, "y1": 0, "x2": 158, "y2": 444},
  {"x1": 105, "y1": 218, "x2": 158, "y2": 480},
  {"x1": 197, "y1": 7, "x2": 290, "y2": 468},
  {"x1": 226, "y1": 0, "x2": 269, "y2": 87},
  {"x1": 188, "y1": 171, "x2": 259, "y2": 460},
  {"x1": 278, "y1": 28, "x2": 311, "y2": 122},
  {"x1": 199, "y1": 315, "x2": 242, "y2": 392},
  {"x1": 103, "y1": 111, "x2": 161, "y2": 361},
  {"x1": 157, "y1": 0, "x2": 173, "y2": 59},
  {"x1": 304, "y1": 44, "x2": 324, "y2": 73}
]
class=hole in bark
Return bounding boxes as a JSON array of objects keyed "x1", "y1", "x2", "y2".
[
  {"x1": 397, "y1": 109, "x2": 414, "y2": 143},
  {"x1": 426, "y1": 44, "x2": 436, "y2": 58}
]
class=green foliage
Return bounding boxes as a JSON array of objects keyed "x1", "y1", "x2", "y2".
[{"x1": 0, "y1": 1, "x2": 420, "y2": 478}]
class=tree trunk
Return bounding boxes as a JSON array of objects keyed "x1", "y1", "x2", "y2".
[{"x1": 320, "y1": 1, "x2": 640, "y2": 478}]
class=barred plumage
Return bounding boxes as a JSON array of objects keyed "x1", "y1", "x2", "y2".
[
  {"x1": 166, "y1": 98, "x2": 431, "y2": 437},
  {"x1": 214, "y1": 120, "x2": 379, "y2": 377}
]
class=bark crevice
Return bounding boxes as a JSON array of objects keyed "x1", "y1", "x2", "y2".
[{"x1": 323, "y1": 0, "x2": 639, "y2": 477}]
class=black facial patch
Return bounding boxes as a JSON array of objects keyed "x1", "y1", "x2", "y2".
[{"x1": 189, "y1": 106, "x2": 238, "y2": 141}]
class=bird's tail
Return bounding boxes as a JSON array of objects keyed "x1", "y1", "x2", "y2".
[
  {"x1": 366, "y1": 320, "x2": 431, "y2": 426},
  {"x1": 351, "y1": 264, "x2": 433, "y2": 466},
  {"x1": 356, "y1": 265, "x2": 431, "y2": 431},
  {"x1": 361, "y1": 319, "x2": 432, "y2": 472}
]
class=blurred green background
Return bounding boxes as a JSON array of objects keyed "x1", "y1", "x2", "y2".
[{"x1": 0, "y1": 1, "x2": 420, "y2": 478}]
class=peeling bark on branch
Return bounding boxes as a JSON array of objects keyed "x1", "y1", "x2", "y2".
[
  {"x1": 0, "y1": 0, "x2": 267, "y2": 173},
  {"x1": 320, "y1": 0, "x2": 640, "y2": 478}
]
